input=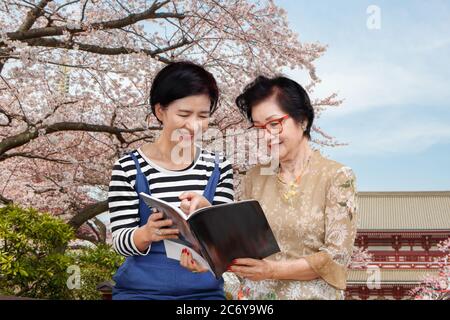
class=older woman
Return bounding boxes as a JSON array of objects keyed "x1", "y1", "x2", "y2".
[{"x1": 229, "y1": 76, "x2": 358, "y2": 300}]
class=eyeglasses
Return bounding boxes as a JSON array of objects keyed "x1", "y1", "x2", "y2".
[{"x1": 248, "y1": 115, "x2": 289, "y2": 138}]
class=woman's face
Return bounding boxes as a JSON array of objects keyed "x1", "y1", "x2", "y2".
[
  {"x1": 251, "y1": 95, "x2": 306, "y2": 160},
  {"x1": 156, "y1": 94, "x2": 211, "y2": 147}
]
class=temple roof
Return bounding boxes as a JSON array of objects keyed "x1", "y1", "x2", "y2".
[
  {"x1": 356, "y1": 191, "x2": 450, "y2": 230},
  {"x1": 348, "y1": 268, "x2": 440, "y2": 285}
]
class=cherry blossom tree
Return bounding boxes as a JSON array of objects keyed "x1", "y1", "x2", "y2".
[
  {"x1": 347, "y1": 246, "x2": 373, "y2": 270},
  {"x1": 0, "y1": 0, "x2": 342, "y2": 240},
  {"x1": 410, "y1": 238, "x2": 450, "y2": 300}
]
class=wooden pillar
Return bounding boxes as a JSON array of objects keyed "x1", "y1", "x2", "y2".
[
  {"x1": 392, "y1": 235, "x2": 402, "y2": 262},
  {"x1": 392, "y1": 286, "x2": 403, "y2": 300},
  {"x1": 421, "y1": 235, "x2": 432, "y2": 263}
]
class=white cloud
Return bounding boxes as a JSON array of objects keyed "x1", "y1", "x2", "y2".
[
  {"x1": 325, "y1": 116, "x2": 450, "y2": 156},
  {"x1": 287, "y1": 56, "x2": 450, "y2": 118},
  {"x1": 287, "y1": 56, "x2": 450, "y2": 156}
]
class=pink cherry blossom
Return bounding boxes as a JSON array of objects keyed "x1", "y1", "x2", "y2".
[{"x1": 0, "y1": 1, "x2": 341, "y2": 236}]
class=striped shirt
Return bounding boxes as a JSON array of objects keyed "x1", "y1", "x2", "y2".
[{"x1": 108, "y1": 147, "x2": 234, "y2": 257}]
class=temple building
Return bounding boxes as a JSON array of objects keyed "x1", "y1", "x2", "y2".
[{"x1": 346, "y1": 191, "x2": 450, "y2": 300}]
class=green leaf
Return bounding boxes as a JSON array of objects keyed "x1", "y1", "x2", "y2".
[{"x1": 19, "y1": 269, "x2": 29, "y2": 277}]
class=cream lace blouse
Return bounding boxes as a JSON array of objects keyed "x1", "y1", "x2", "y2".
[{"x1": 228, "y1": 149, "x2": 358, "y2": 300}]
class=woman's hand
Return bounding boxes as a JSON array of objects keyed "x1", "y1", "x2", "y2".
[
  {"x1": 144, "y1": 211, "x2": 180, "y2": 242},
  {"x1": 229, "y1": 258, "x2": 276, "y2": 281},
  {"x1": 133, "y1": 210, "x2": 179, "y2": 252},
  {"x1": 179, "y1": 192, "x2": 212, "y2": 215},
  {"x1": 180, "y1": 248, "x2": 209, "y2": 273}
]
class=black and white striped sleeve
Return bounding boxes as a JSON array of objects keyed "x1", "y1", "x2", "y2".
[
  {"x1": 108, "y1": 158, "x2": 151, "y2": 257},
  {"x1": 212, "y1": 156, "x2": 234, "y2": 205}
]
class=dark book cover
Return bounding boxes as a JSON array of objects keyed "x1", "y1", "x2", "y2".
[
  {"x1": 189, "y1": 200, "x2": 281, "y2": 278},
  {"x1": 140, "y1": 193, "x2": 280, "y2": 278}
]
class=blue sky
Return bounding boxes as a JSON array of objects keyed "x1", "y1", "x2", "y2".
[{"x1": 276, "y1": 0, "x2": 450, "y2": 191}]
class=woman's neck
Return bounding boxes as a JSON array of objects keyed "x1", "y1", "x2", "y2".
[
  {"x1": 143, "y1": 131, "x2": 196, "y2": 166},
  {"x1": 279, "y1": 138, "x2": 312, "y2": 177}
]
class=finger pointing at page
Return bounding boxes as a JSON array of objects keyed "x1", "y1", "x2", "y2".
[{"x1": 179, "y1": 192, "x2": 212, "y2": 215}]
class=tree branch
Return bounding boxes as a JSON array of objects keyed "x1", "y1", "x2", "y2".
[
  {"x1": 5, "y1": 2, "x2": 184, "y2": 41},
  {"x1": 79, "y1": 0, "x2": 89, "y2": 23},
  {"x1": 0, "y1": 105, "x2": 12, "y2": 126},
  {"x1": 68, "y1": 200, "x2": 108, "y2": 230},
  {"x1": 21, "y1": 37, "x2": 191, "y2": 63},
  {"x1": 0, "y1": 194, "x2": 13, "y2": 204},
  {"x1": 18, "y1": 0, "x2": 52, "y2": 32},
  {"x1": 0, "y1": 121, "x2": 152, "y2": 158},
  {"x1": 0, "y1": 152, "x2": 72, "y2": 163},
  {"x1": 0, "y1": 46, "x2": 13, "y2": 75},
  {"x1": 0, "y1": 2, "x2": 188, "y2": 70},
  {"x1": 89, "y1": 217, "x2": 107, "y2": 243},
  {"x1": 74, "y1": 231, "x2": 100, "y2": 244}
]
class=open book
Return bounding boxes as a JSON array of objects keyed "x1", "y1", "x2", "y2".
[{"x1": 139, "y1": 192, "x2": 280, "y2": 278}]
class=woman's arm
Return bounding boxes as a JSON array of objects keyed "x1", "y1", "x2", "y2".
[
  {"x1": 231, "y1": 257, "x2": 319, "y2": 281},
  {"x1": 109, "y1": 158, "x2": 178, "y2": 256},
  {"x1": 302, "y1": 166, "x2": 358, "y2": 289},
  {"x1": 212, "y1": 156, "x2": 235, "y2": 205},
  {"x1": 109, "y1": 159, "x2": 146, "y2": 256},
  {"x1": 272, "y1": 258, "x2": 320, "y2": 280}
]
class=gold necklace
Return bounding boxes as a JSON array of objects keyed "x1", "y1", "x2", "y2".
[{"x1": 277, "y1": 151, "x2": 312, "y2": 204}]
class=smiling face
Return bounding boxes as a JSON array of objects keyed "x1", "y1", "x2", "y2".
[
  {"x1": 251, "y1": 94, "x2": 307, "y2": 160},
  {"x1": 155, "y1": 94, "x2": 211, "y2": 147}
]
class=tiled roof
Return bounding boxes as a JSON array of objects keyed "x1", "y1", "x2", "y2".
[{"x1": 356, "y1": 191, "x2": 450, "y2": 230}]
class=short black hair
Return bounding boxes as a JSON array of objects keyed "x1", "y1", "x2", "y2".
[
  {"x1": 150, "y1": 61, "x2": 219, "y2": 122},
  {"x1": 235, "y1": 76, "x2": 314, "y2": 139}
]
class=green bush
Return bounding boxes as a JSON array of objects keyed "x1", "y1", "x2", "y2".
[
  {"x1": 0, "y1": 204, "x2": 124, "y2": 300},
  {"x1": 0, "y1": 204, "x2": 75, "y2": 299},
  {"x1": 68, "y1": 243, "x2": 124, "y2": 300}
]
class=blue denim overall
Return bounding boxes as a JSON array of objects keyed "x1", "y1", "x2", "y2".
[{"x1": 112, "y1": 152, "x2": 224, "y2": 300}]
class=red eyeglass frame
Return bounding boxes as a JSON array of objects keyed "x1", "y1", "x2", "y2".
[{"x1": 249, "y1": 114, "x2": 290, "y2": 135}]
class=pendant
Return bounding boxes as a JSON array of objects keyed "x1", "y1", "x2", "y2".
[{"x1": 281, "y1": 182, "x2": 301, "y2": 207}]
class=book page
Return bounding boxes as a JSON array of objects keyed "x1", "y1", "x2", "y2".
[
  {"x1": 139, "y1": 192, "x2": 201, "y2": 252},
  {"x1": 163, "y1": 240, "x2": 214, "y2": 276}
]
